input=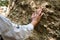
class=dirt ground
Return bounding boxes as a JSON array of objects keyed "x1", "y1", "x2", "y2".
[{"x1": 7, "y1": 0, "x2": 60, "y2": 40}]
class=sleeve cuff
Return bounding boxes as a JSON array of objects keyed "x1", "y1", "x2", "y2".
[{"x1": 27, "y1": 23, "x2": 34, "y2": 30}]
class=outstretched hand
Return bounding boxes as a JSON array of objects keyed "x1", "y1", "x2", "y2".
[{"x1": 31, "y1": 7, "x2": 43, "y2": 26}]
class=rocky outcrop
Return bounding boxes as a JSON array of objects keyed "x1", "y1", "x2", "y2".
[{"x1": 7, "y1": 0, "x2": 60, "y2": 40}]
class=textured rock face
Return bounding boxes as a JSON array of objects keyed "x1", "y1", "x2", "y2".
[{"x1": 7, "y1": 0, "x2": 60, "y2": 40}]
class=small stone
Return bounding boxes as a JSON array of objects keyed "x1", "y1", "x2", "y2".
[
  {"x1": 44, "y1": 24, "x2": 47, "y2": 27},
  {"x1": 51, "y1": 22, "x2": 55, "y2": 24},
  {"x1": 46, "y1": 8, "x2": 54, "y2": 13},
  {"x1": 41, "y1": 2, "x2": 49, "y2": 8},
  {"x1": 30, "y1": 1, "x2": 36, "y2": 8},
  {"x1": 23, "y1": 10, "x2": 26, "y2": 14}
]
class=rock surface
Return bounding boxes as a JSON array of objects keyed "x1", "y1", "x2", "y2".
[{"x1": 7, "y1": 0, "x2": 60, "y2": 40}]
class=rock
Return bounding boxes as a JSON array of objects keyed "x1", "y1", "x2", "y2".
[{"x1": 7, "y1": 0, "x2": 60, "y2": 40}]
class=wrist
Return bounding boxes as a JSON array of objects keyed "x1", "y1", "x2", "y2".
[{"x1": 31, "y1": 21, "x2": 38, "y2": 27}]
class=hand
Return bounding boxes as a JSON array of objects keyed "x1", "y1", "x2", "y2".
[{"x1": 31, "y1": 7, "x2": 43, "y2": 26}]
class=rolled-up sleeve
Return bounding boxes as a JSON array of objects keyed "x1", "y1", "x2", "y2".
[
  {"x1": 13, "y1": 23, "x2": 34, "y2": 32},
  {"x1": 13, "y1": 23, "x2": 34, "y2": 39},
  {"x1": 0, "y1": 15, "x2": 34, "y2": 40},
  {"x1": 26, "y1": 23, "x2": 34, "y2": 30},
  {"x1": 0, "y1": 15, "x2": 13, "y2": 35}
]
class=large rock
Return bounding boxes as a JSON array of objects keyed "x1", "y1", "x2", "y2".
[{"x1": 7, "y1": 0, "x2": 60, "y2": 40}]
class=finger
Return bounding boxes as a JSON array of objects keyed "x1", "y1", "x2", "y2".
[
  {"x1": 37, "y1": 10, "x2": 42, "y2": 16},
  {"x1": 31, "y1": 13, "x2": 35, "y2": 18},
  {"x1": 38, "y1": 9, "x2": 42, "y2": 14},
  {"x1": 37, "y1": 8, "x2": 42, "y2": 15},
  {"x1": 31, "y1": 12, "x2": 36, "y2": 18},
  {"x1": 38, "y1": 13, "x2": 44, "y2": 18},
  {"x1": 40, "y1": 13, "x2": 44, "y2": 17},
  {"x1": 37, "y1": 8, "x2": 42, "y2": 12},
  {"x1": 34, "y1": 10, "x2": 42, "y2": 17}
]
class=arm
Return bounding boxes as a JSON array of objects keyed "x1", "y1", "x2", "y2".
[
  {"x1": 31, "y1": 8, "x2": 43, "y2": 27},
  {"x1": 0, "y1": 8, "x2": 43, "y2": 40},
  {"x1": 12, "y1": 8, "x2": 43, "y2": 39},
  {"x1": 13, "y1": 8, "x2": 43, "y2": 33},
  {"x1": 0, "y1": 15, "x2": 13, "y2": 35}
]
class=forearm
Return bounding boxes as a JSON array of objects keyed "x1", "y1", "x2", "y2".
[{"x1": 31, "y1": 21, "x2": 38, "y2": 27}]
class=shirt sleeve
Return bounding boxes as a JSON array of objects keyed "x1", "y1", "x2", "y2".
[
  {"x1": 0, "y1": 15, "x2": 13, "y2": 35},
  {"x1": 13, "y1": 23, "x2": 34, "y2": 39},
  {"x1": 0, "y1": 15, "x2": 34, "y2": 40},
  {"x1": 13, "y1": 23, "x2": 34, "y2": 32}
]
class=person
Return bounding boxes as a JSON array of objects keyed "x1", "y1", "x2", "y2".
[{"x1": 0, "y1": 7, "x2": 43, "y2": 40}]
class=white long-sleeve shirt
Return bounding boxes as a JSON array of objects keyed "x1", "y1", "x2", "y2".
[{"x1": 0, "y1": 15, "x2": 34, "y2": 40}]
